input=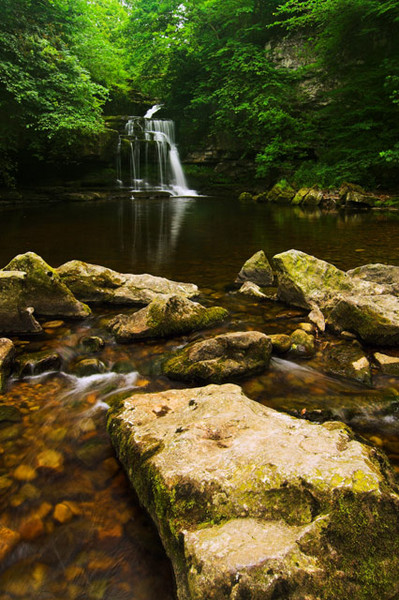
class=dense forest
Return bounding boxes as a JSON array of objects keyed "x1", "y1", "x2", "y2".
[{"x1": 1, "y1": 0, "x2": 399, "y2": 188}]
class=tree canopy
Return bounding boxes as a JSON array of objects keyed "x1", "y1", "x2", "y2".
[{"x1": 1, "y1": 0, "x2": 399, "y2": 187}]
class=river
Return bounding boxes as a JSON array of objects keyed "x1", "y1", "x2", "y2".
[{"x1": 0, "y1": 195, "x2": 399, "y2": 599}]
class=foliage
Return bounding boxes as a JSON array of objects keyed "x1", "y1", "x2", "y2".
[{"x1": 0, "y1": 0, "x2": 131, "y2": 185}]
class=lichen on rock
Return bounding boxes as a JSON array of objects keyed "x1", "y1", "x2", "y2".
[
  {"x1": 108, "y1": 384, "x2": 399, "y2": 600},
  {"x1": 108, "y1": 294, "x2": 228, "y2": 342},
  {"x1": 163, "y1": 331, "x2": 272, "y2": 383}
]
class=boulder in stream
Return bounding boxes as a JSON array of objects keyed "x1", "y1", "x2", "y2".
[
  {"x1": 57, "y1": 260, "x2": 198, "y2": 305},
  {"x1": 3, "y1": 252, "x2": 90, "y2": 319},
  {"x1": 108, "y1": 295, "x2": 228, "y2": 342},
  {"x1": 108, "y1": 384, "x2": 399, "y2": 600},
  {"x1": 348, "y1": 263, "x2": 399, "y2": 295},
  {"x1": 273, "y1": 249, "x2": 399, "y2": 346},
  {"x1": 235, "y1": 250, "x2": 274, "y2": 286},
  {"x1": 0, "y1": 272, "x2": 42, "y2": 334},
  {"x1": 163, "y1": 331, "x2": 272, "y2": 383}
]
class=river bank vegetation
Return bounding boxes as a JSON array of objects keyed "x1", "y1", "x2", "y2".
[{"x1": 1, "y1": 0, "x2": 399, "y2": 189}]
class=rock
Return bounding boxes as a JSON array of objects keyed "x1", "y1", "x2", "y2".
[
  {"x1": 0, "y1": 524, "x2": 20, "y2": 561},
  {"x1": 0, "y1": 272, "x2": 42, "y2": 334},
  {"x1": 346, "y1": 190, "x2": 376, "y2": 208},
  {"x1": 0, "y1": 338, "x2": 15, "y2": 392},
  {"x1": 267, "y1": 180, "x2": 296, "y2": 203},
  {"x1": 235, "y1": 250, "x2": 274, "y2": 286},
  {"x1": 273, "y1": 249, "x2": 354, "y2": 309},
  {"x1": 19, "y1": 517, "x2": 44, "y2": 541},
  {"x1": 80, "y1": 335, "x2": 105, "y2": 353},
  {"x1": 308, "y1": 305, "x2": 326, "y2": 332},
  {"x1": 328, "y1": 294, "x2": 399, "y2": 346},
  {"x1": 348, "y1": 263, "x2": 399, "y2": 295},
  {"x1": 253, "y1": 192, "x2": 268, "y2": 203},
  {"x1": 374, "y1": 352, "x2": 399, "y2": 376},
  {"x1": 237, "y1": 281, "x2": 268, "y2": 300},
  {"x1": 269, "y1": 334, "x2": 291, "y2": 354},
  {"x1": 36, "y1": 449, "x2": 64, "y2": 472},
  {"x1": 238, "y1": 192, "x2": 253, "y2": 202},
  {"x1": 72, "y1": 358, "x2": 107, "y2": 377},
  {"x1": 3, "y1": 252, "x2": 91, "y2": 318},
  {"x1": 291, "y1": 187, "x2": 310, "y2": 205},
  {"x1": 289, "y1": 329, "x2": 316, "y2": 357},
  {"x1": 42, "y1": 320, "x2": 64, "y2": 329},
  {"x1": 273, "y1": 250, "x2": 399, "y2": 346},
  {"x1": 320, "y1": 341, "x2": 372, "y2": 385},
  {"x1": 302, "y1": 188, "x2": 324, "y2": 207},
  {"x1": 298, "y1": 322, "x2": 314, "y2": 333},
  {"x1": 57, "y1": 260, "x2": 198, "y2": 305},
  {"x1": 15, "y1": 350, "x2": 62, "y2": 377},
  {"x1": 163, "y1": 332, "x2": 272, "y2": 383},
  {"x1": 53, "y1": 503, "x2": 74, "y2": 524},
  {"x1": 108, "y1": 295, "x2": 228, "y2": 342},
  {"x1": 13, "y1": 464, "x2": 37, "y2": 482},
  {"x1": 0, "y1": 404, "x2": 22, "y2": 423},
  {"x1": 108, "y1": 384, "x2": 399, "y2": 600}
]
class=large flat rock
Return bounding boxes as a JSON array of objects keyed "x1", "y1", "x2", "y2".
[
  {"x1": 108, "y1": 384, "x2": 399, "y2": 600},
  {"x1": 57, "y1": 260, "x2": 198, "y2": 305},
  {"x1": 0, "y1": 271, "x2": 42, "y2": 334}
]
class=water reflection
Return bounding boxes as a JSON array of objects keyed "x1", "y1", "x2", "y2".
[{"x1": 117, "y1": 197, "x2": 193, "y2": 268}]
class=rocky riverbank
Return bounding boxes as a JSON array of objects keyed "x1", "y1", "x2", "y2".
[{"x1": 2, "y1": 249, "x2": 399, "y2": 598}]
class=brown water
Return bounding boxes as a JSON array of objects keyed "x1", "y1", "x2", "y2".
[{"x1": 1, "y1": 195, "x2": 399, "y2": 599}]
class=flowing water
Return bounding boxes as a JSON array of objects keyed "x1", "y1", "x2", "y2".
[{"x1": 1, "y1": 195, "x2": 399, "y2": 599}]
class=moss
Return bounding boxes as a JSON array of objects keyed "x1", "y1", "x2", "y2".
[
  {"x1": 238, "y1": 192, "x2": 253, "y2": 202},
  {"x1": 147, "y1": 298, "x2": 228, "y2": 337}
]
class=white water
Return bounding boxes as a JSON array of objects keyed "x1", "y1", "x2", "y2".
[{"x1": 118, "y1": 107, "x2": 197, "y2": 197}]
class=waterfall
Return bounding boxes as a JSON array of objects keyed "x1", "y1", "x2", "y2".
[{"x1": 117, "y1": 107, "x2": 197, "y2": 197}]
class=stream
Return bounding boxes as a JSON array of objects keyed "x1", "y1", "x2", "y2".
[{"x1": 1, "y1": 194, "x2": 399, "y2": 599}]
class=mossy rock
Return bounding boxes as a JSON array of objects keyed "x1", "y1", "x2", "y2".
[
  {"x1": 267, "y1": 180, "x2": 296, "y2": 203},
  {"x1": 3, "y1": 252, "x2": 90, "y2": 319},
  {"x1": 108, "y1": 295, "x2": 228, "y2": 342},
  {"x1": 236, "y1": 250, "x2": 274, "y2": 287},
  {"x1": 108, "y1": 384, "x2": 399, "y2": 600},
  {"x1": 238, "y1": 192, "x2": 253, "y2": 202},
  {"x1": 163, "y1": 331, "x2": 272, "y2": 383}
]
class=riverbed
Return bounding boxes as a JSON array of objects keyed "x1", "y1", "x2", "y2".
[{"x1": 0, "y1": 194, "x2": 399, "y2": 599}]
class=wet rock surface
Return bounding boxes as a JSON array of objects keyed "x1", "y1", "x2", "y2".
[
  {"x1": 0, "y1": 338, "x2": 15, "y2": 392},
  {"x1": 273, "y1": 249, "x2": 399, "y2": 346},
  {"x1": 108, "y1": 294, "x2": 228, "y2": 342},
  {"x1": 57, "y1": 260, "x2": 198, "y2": 305},
  {"x1": 0, "y1": 272, "x2": 42, "y2": 334},
  {"x1": 163, "y1": 331, "x2": 272, "y2": 383},
  {"x1": 317, "y1": 340, "x2": 372, "y2": 385},
  {"x1": 235, "y1": 250, "x2": 274, "y2": 286},
  {"x1": 108, "y1": 384, "x2": 399, "y2": 600},
  {"x1": 3, "y1": 252, "x2": 91, "y2": 319}
]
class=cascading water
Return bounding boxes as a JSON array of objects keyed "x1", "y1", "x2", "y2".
[{"x1": 117, "y1": 106, "x2": 197, "y2": 197}]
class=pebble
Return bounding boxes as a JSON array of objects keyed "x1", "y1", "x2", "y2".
[
  {"x1": 0, "y1": 525, "x2": 20, "y2": 561},
  {"x1": 19, "y1": 517, "x2": 44, "y2": 541},
  {"x1": 53, "y1": 502, "x2": 74, "y2": 524},
  {"x1": 36, "y1": 449, "x2": 64, "y2": 472},
  {"x1": 13, "y1": 464, "x2": 37, "y2": 482},
  {"x1": 42, "y1": 320, "x2": 65, "y2": 329}
]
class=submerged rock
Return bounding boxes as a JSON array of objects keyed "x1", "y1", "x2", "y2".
[
  {"x1": 3, "y1": 252, "x2": 90, "y2": 318},
  {"x1": 108, "y1": 384, "x2": 399, "y2": 600},
  {"x1": 269, "y1": 333, "x2": 291, "y2": 354},
  {"x1": 72, "y1": 358, "x2": 107, "y2": 377},
  {"x1": 235, "y1": 250, "x2": 274, "y2": 286},
  {"x1": 163, "y1": 331, "x2": 272, "y2": 383},
  {"x1": 0, "y1": 338, "x2": 15, "y2": 392},
  {"x1": 319, "y1": 340, "x2": 372, "y2": 385},
  {"x1": 108, "y1": 295, "x2": 228, "y2": 342},
  {"x1": 0, "y1": 272, "x2": 42, "y2": 334},
  {"x1": 15, "y1": 350, "x2": 62, "y2": 377},
  {"x1": 57, "y1": 260, "x2": 198, "y2": 305}
]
